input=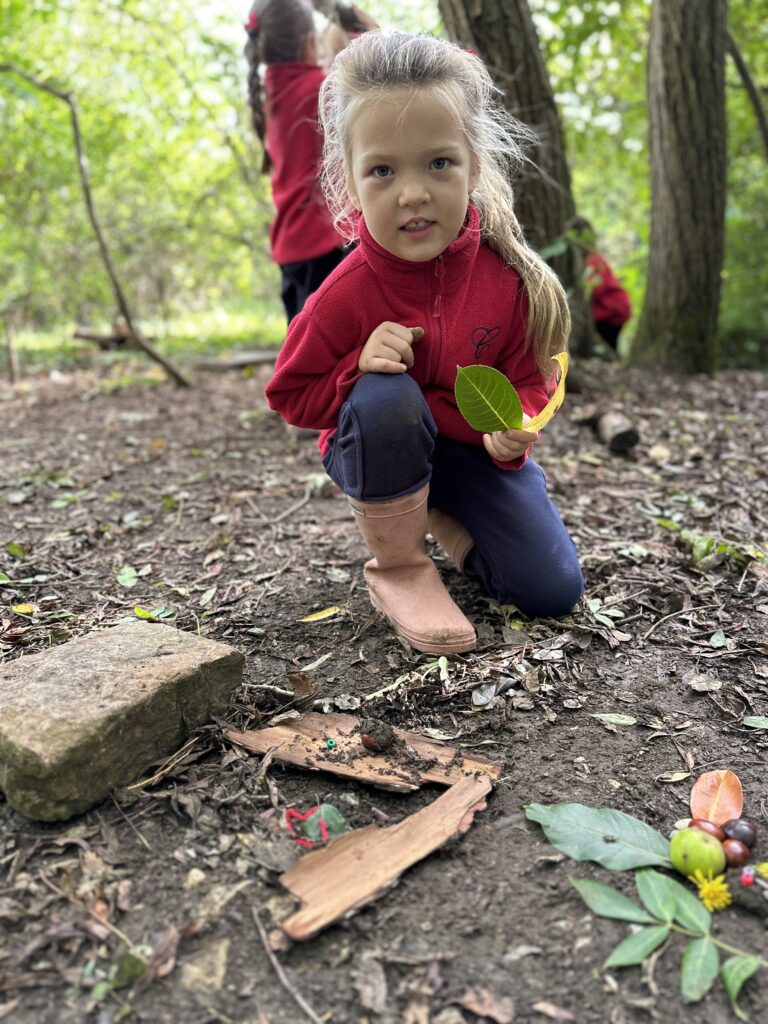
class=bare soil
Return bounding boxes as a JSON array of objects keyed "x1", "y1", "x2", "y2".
[{"x1": 1, "y1": 360, "x2": 767, "y2": 1024}]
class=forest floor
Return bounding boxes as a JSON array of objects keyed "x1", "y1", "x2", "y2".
[{"x1": 0, "y1": 357, "x2": 767, "y2": 1024}]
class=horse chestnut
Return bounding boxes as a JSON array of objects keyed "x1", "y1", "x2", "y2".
[
  {"x1": 690, "y1": 819, "x2": 726, "y2": 842},
  {"x1": 720, "y1": 818, "x2": 757, "y2": 849},
  {"x1": 722, "y1": 838, "x2": 751, "y2": 868},
  {"x1": 359, "y1": 718, "x2": 395, "y2": 753}
]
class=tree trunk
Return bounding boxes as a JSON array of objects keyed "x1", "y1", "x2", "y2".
[
  {"x1": 631, "y1": 0, "x2": 727, "y2": 374},
  {"x1": 438, "y1": 0, "x2": 593, "y2": 357},
  {"x1": 4, "y1": 318, "x2": 20, "y2": 384}
]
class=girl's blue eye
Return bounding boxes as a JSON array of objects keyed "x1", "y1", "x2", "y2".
[
  {"x1": 431, "y1": 157, "x2": 450, "y2": 170},
  {"x1": 371, "y1": 165, "x2": 392, "y2": 178}
]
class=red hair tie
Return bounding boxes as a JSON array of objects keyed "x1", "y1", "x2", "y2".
[{"x1": 244, "y1": 11, "x2": 260, "y2": 33}]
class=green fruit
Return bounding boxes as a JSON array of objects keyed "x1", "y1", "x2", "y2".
[{"x1": 670, "y1": 827, "x2": 726, "y2": 878}]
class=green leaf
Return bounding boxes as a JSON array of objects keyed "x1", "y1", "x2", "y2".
[
  {"x1": 0, "y1": 572, "x2": 10, "y2": 584},
  {"x1": 604, "y1": 925, "x2": 669, "y2": 968},
  {"x1": 300, "y1": 804, "x2": 350, "y2": 844},
  {"x1": 116, "y1": 565, "x2": 138, "y2": 588},
  {"x1": 721, "y1": 956, "x2": 762, "y2": 1021},
  {"x1": 668, "y1": 876, "x2": 711, "y2": 934},
  {"x1": 6, "y1": 542, "x2": 25, "y2": 559},
  {"x1": 681, "y1": 937, "x2": 719, "y2": 1002},
  {"x1": 743, "y1": 717, "x2": 768, "y2": 730},
  {"x1": 454, "y1": 365, "x2": 523, "y2": 432},
  {"x1": 590, "y1": 713, "x2": 637, "y2": 726},
  {"x1": 526, "y1": 803, "x2": 671, "y2": 869},
  {"x1": 570, "y1": 877, "x2": 655, "y2": 923},
  {"x1": 635, "y1": 869, "x2": 677, "y2": 922}
]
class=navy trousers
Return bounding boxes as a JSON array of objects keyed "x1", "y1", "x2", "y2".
[{"x1": 323, "y1": 373, "x2": 584, "y2": 618}]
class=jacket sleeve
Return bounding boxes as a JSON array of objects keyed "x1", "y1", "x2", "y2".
[{"x1": 265, "y1": 307, "x2": 364, "y2": 430}]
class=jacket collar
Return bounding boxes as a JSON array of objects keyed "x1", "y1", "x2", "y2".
[{"x1": 356, "y1": 204, "x2": 481, "y2": 289}]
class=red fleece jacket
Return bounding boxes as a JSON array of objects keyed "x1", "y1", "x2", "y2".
[
  {"x1": 585, "y1": 251, "x2": 631, "y2": 327},
  {"x1": 264, "y1": 63, "x2": 344, "y2": 265},
  {"x1": 265, "y1": 206, "x2": 551, "y2": 470}
]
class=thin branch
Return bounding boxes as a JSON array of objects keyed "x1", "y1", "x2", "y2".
[
  {"x1": 726, "y1": 28, "x2": 768, "y2": 160},
  {"x1": 0, "y1": 62, "x2": 191, "y2": 387},
  {"x1": 251, "y1": 906, "x2": 324, "y2": 1024}
]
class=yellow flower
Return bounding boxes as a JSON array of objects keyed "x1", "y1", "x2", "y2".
[
  {"x1": 755, "y1": 863, "x2": 768, "y2": 880},
  {"x1": 691, "y1": 869, "x2": 732, "y2": 912}
]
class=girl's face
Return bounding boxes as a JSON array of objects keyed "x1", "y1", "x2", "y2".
[{"x1": 347, "y1": 88, "x2": 479, "y2": 263}]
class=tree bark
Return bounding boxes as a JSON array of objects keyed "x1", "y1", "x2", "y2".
[
  {"x1": 0, "y1": 63, "x2": 191, "y2": 388},
  {"x1": 631, "y1": 1, "x2": 727, "y2": 374},
  {"x1": 438, "y1": 0, "x2": 593, "y2": 357},
  {"x1": 4, "y1": 318, "x2": 20, "y2": 384}
]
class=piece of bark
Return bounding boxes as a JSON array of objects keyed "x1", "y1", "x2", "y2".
[
  {"x1": 226, "y1": 712, "x2": 501, "y2": 792},
  {"x1": 595, "y1": 411, "x2": 639, "y2": 452},
  {"x1": 279, "y1": 773, "x2": 492, "y2": 939}
]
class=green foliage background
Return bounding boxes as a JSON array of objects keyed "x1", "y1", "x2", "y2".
[{"x1": 1, "y1": 0, "x2": 766, "y2": 367}]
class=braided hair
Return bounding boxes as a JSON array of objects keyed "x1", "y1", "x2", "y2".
[{"x1": 244, "y1": 0, "x2": 316, "y2": 174}]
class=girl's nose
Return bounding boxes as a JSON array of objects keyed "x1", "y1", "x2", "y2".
[{"x1": 398, "y1": 180, "x2": 429, "y2": 207}]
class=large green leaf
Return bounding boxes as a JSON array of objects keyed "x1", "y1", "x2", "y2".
[
  {"x1": 721, "y1": 956, "x2": 762, "y2": 1021},
  {"x1": 681, "y1": 937, "x2": 719, "y2": 1002},
  {"x1": 667, "y1": 877, "x2": 711, "y2": 934},
  {"x1": 570, "y1": 877, "x2": 655, "y2": 923},
  {"x1": 526, "y1": 803, "x2": 671, "y2": 870},
  {"x1": 454, "y1": 365, "x2": 523, "y2": 432},
  {"x1": 635, "y1": 869, "x2": 678, "y2": 922},
  {"x1": 604, "y1": 926, "x2": 669, "y2": 968}
]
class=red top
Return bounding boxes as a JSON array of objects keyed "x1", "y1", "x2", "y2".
[
  {"x1": 265, "y1": 206, "x2": 552, "y2": 470},
  {"x1": 264, "y1": 63, "x2": 344, "y2": 264},
  {"x1": 585, "y1": 251, "x2": 631, "y2": 326}
]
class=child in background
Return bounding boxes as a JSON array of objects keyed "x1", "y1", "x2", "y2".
[
  {"x1": 244, "y1": 0, "x2": 374, "y2": 322},
  {"x1": 569, "y1": 215, "x2": 632, "y2": 353},
  {"x1": 266, "y1": 32, "x2": 584, "y2": 654}
]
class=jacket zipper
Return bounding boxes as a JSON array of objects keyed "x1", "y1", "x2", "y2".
[{"x1": 432, "y1": 255, "x2": 445, "y2": 318}]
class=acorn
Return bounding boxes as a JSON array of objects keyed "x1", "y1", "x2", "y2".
[
  {"x1": 722, "y1": 838, "x2": 751, "y2": 868},
  {"x1": 720, "y1": 818, "x2": 757, "y2": 849},
  {"x1": 360, "y1": 718, "x2": 395, "y2": 753}
]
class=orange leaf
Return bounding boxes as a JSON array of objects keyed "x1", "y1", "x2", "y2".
[{"x1": 690, "y1": 770, "x2": 743, "y2": 824}]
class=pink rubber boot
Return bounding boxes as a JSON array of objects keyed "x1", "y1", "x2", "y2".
[
  {"x1": 427, "y1": 508, "x2": 475, "y2": 572},
  {"x1": 349, "y1": 486, "x2": 476, "y2": 654}
]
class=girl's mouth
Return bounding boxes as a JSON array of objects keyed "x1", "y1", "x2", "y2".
[{"x1": 401, "y1": 219, "x2": 435, "y2": 235}]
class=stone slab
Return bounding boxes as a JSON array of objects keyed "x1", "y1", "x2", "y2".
[{"x1": 0, "y1": 620, "x2": 244, "y2": 821}]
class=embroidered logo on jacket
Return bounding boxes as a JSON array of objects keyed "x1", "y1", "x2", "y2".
[{"x1": 471, "y1": 326, "x2": 500, "y2": 359}]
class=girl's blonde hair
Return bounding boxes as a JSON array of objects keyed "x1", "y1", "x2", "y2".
[
  {"x1": 244, "y1": 0, "x2": 316, "y2": 174},
  {"x1": 318, "y1": 31, "x2": 570, "y2": 373}
]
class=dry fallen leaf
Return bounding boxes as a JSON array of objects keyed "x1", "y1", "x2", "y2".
[
  {"x1": 689, "y1": 769, "x2": 743, "y2": 824},
  {"x1": 531, "y1": 1001, "x2": 576, "y2": 1021},
  {"x1": 457, "y1": 986, "x2": 514, "y2": 1023},
  {"x1": 299, "y1": 605, "x2": 341, "y2": 622}
]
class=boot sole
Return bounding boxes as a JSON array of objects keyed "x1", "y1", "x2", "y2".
[{"x1": 369, "y1": 595, "x2": 477, "y2": 655}]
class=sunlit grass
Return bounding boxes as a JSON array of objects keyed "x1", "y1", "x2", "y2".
[{"x1": 8, "y1": 300, "x2": 286, "y2": 375}]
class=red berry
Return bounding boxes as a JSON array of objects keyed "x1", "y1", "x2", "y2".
[
  {"x1": 740, "y1": 867, "x2": 756, "y2": 886},
  {"x1": 723, "y1": 838, "x2": 751, "y2": 868},
  {"x1": 720, "y1": 818, "x2": 757, "y2": 849},
  {"x1": 690, "y1": 819, "x2": 726, "y2": 842}
]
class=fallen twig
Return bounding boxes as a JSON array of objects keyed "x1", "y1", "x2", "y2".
[{"x1": 251, "y1": 906, "x2": 324, "y2": 1024}]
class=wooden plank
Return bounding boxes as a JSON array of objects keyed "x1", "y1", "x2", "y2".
[
  {"x1": 225, "y1": 712, "x2": 501, "y2": 792},
  {"x1": 279, "y1": 774, "x2": 492, "y2": 939}
]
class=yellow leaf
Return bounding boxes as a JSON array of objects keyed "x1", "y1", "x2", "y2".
[
  {"x1": 525, "y1": 352, "x2": 569, "y2": 433},
  {"x1": 11, "y1": 603, "x2": 37, "y2": 616},
  {"x1": 300, "y1": 605, "x2": 341, "y2": 622}
]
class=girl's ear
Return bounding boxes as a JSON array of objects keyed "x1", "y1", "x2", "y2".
[{"x1": 469, "y1": 155, "x2": 480, "y2": 195}]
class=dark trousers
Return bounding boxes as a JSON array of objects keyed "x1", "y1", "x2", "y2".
[
  {"x1": 595, "y1": 320, "x2": 622, "y2": 351},
  {"x1": 323, "y1": 373, "x2": 584, "y2": 618},
  {"x1": 280, "y1": 247, "x2": 348, "y2": 323}
]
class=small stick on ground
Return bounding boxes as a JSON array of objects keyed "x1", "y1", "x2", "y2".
[{"x1": 251, "y1": 906, "x2": 324, "y2": 1024}]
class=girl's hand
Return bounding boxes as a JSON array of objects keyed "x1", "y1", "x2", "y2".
[
  {"x1": 358, "y1": 323, "x2": 424, "y2": 374},
  {"x1": 483, "y1": 414, "x2": 539, "y2": 462}
]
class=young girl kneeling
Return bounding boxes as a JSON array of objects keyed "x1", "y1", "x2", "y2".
[{"x1": 266, "y1": 31, "x2": 584, "y2": 654}]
